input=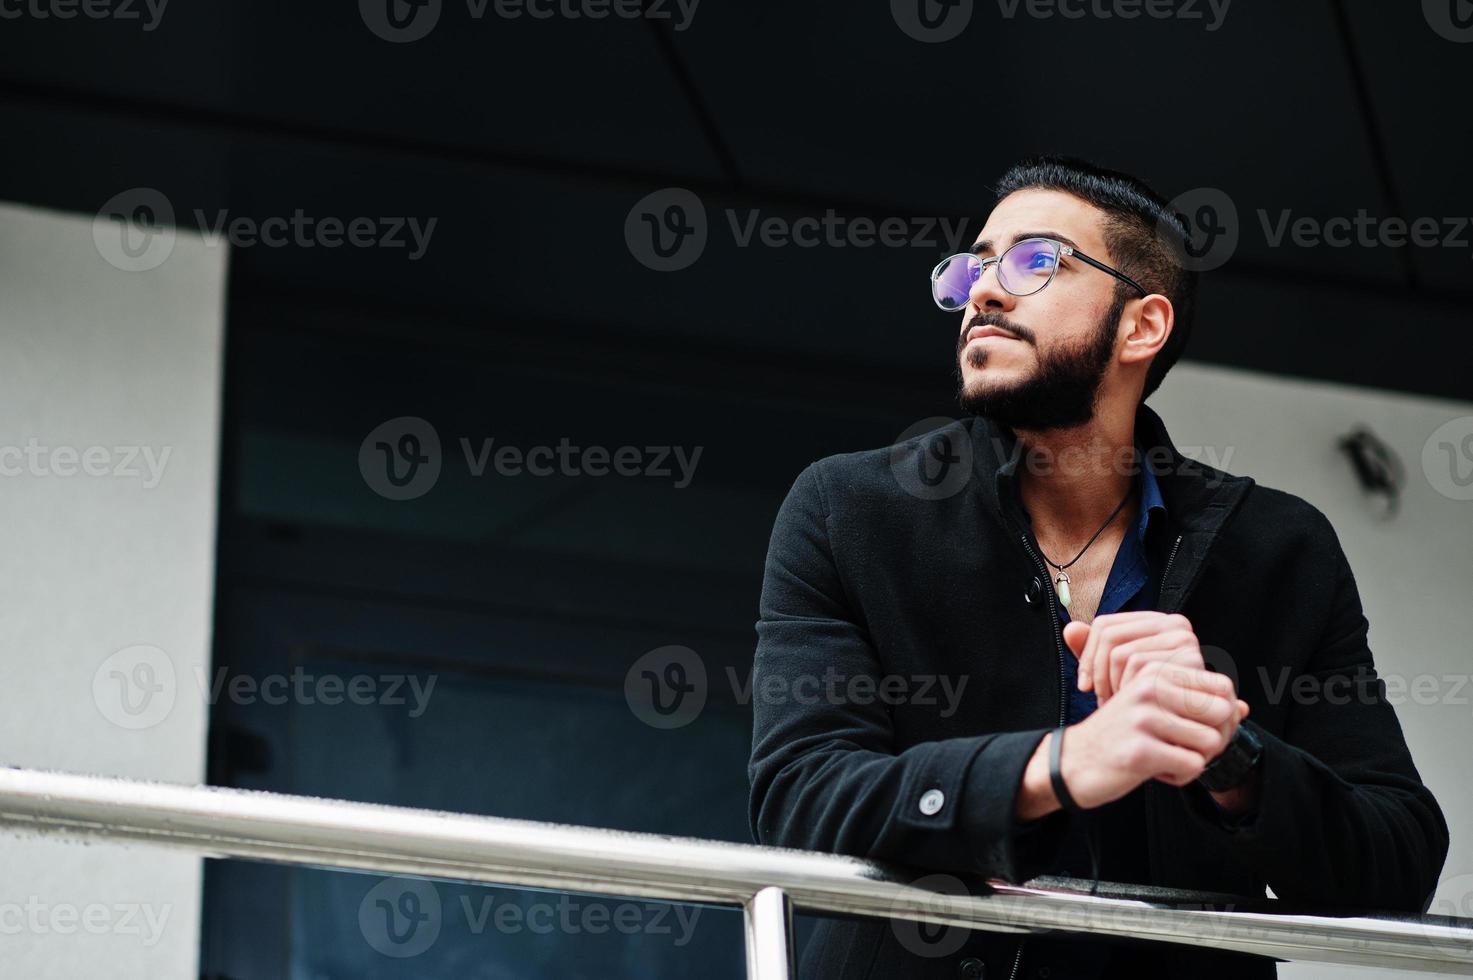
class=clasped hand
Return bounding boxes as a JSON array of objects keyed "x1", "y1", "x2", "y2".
[{"x1": 1057, "y1": 611, "x2": 1249, "y2": 809}]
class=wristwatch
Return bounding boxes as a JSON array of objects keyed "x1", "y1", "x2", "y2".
[{"x1": 1197, "y1": 722, "x2": 1264, "y2": 792}]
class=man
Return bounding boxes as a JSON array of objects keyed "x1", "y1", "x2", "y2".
[{"x1": 746, "y1": 156, "x2": 1449, "y2": 978}]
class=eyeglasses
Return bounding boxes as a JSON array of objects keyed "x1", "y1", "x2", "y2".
[{"x1": 930, "y1": 237, "x2": 1148, "y2": 312}]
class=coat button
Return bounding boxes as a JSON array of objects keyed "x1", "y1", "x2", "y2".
[
  {"x1": 1024, "y1": 576, "x2": 1043, "y2": 606},
  {"x1": 918, "y1": 789, "x2": 945, "y2": 815},
  {"x1": 958, "y1": 956, "x2": 985, "y2": 978}
]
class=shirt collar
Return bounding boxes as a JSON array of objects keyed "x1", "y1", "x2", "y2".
[{"x1": 1137, "y1": 447, "x2": 1168, "y2": 545}]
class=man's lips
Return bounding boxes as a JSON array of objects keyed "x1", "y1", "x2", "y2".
[{"x1": 965, "y1": 325, "x2": 1020, "y2": 344}]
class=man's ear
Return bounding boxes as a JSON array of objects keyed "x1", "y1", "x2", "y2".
[{"x1": 1120, "y1": 294, "x2": 1173, "y2": 368}]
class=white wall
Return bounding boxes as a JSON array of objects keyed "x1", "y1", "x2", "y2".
[
  {"x1": 0, "y1": 201, "x2": 225, "y2": 978},
  {"x1": 1153, "y1": 362, "x2": 1473, "y2": 978}
]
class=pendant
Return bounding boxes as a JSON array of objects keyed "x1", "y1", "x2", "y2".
[{"x1": 1055, "y1": 571, "x2": 1072, "y2": 609}]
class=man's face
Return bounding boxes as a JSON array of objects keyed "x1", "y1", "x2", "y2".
[{"x1": 954, "y1": 188, "x2": 1130, "y2": 431}]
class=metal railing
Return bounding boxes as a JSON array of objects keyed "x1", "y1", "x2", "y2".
[{"x1": 0, "y1": 767, "x2": 1469, "y2": 977}]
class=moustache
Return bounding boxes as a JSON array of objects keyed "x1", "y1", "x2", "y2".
[{"x1": 962, "y1": 314, "x2": 1030, "y2": 345}]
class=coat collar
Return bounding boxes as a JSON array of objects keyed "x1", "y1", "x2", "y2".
[{"x1": 967, "y1": 402, "x2": 1255, "y2": 613}]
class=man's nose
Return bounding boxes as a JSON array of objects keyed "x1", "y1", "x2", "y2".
[{"x1": 967, "y1": 260, "x2": 1016, "y2": 314}]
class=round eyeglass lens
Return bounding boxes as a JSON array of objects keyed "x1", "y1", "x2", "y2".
[
  {"x1": 932, "y1": 253, "x2": 980, "y2": 311},
  {"x1": 997, "y1": 238, "x2": 1059, "y2": 295}
]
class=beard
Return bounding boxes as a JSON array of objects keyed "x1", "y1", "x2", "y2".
[{"x1": 954, "y1": 290, "x2": 1127, "y2": 432}]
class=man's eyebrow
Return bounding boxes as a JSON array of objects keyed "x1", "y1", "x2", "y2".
[{"x1": 969, "y1": 231, "x2": 1081, "y2": 255}]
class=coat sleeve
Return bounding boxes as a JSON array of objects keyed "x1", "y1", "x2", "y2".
[
  {"x1": 747, "y1": 462, "x2": 1071, "y2": 883},
  {"x1": 1179, "y1": 508, "x2": 1450, "y2": 913}
]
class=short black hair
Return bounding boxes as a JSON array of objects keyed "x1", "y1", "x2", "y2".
[{"x1": 993, "y1": 155, "x2": 1196, "y2": 403}]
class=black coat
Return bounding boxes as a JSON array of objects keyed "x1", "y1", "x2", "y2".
[{"x1": 747, "y1": 403, "x2": 1449, "y2": 979}]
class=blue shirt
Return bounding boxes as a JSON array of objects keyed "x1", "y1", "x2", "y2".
[{"x1": 1054, "y1": 459, "x2": 1168, "y2": 723}]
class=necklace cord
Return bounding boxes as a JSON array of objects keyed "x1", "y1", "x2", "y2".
[{"x1": 1039, "y1": 485, "x2": 1135, "y2": 572}]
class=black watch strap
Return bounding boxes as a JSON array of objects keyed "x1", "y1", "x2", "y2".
[
  {"x1": 1048, "y1": 725, "x2": 1086, "y2": 814},
  {"x1": 1197, "y1": 722, "x2": 1264, "y2": 792}
]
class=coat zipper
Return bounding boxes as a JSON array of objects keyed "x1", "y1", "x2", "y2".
[
  {"x1": 1007, "y1": 530, "x2": 1068, "y2": 980},
  {"x1": 1001, "y1": 528, "x2": 1185, "y2": 979},
  {"x1": 1161, "y1": 533, "x2": 1184, "y2": 610}
]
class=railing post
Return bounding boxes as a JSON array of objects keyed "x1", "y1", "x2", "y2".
[{"x1": 744, "y1": 885, "x2": 795, "y2": 980}]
